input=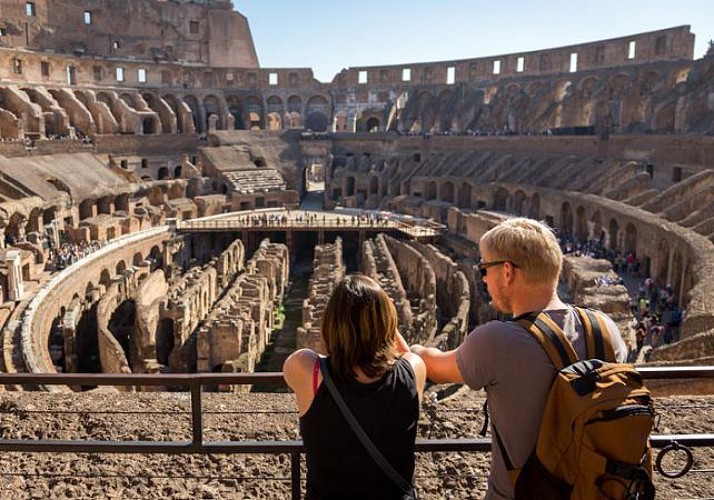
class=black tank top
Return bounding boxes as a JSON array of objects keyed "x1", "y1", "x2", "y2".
[{"x1": 300, "y1": 357, "x2": 419, "y2": 500}]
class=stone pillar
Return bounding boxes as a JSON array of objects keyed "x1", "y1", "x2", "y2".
[
  {"x1": 0, "y1": 225, "x2": 5, "y2": 250},
  {"x1": 4, "y1": 251, "x2": 24, "y2": 301}
]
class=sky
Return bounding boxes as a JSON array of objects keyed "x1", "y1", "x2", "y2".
[{"x1": 232, "y1": 0, "x2": 714, "y2": 83}]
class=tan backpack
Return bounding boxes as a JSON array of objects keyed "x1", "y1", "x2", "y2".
[{"x1": 494, "y1": 307, "x2": 655, "y2": 500}]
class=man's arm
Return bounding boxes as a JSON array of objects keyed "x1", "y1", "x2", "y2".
[{"x1": 410, "y1": 345, "x2": 464, "y2": 384}]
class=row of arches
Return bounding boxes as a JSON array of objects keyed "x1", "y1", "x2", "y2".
[
  {"x1": 416, "y1": 178, "x2": 693, "y2": 304},
  {"x1": 397, "y1": 65, "x2": 692, "y2": 134},
  {"x1": 0, "y1": 86, "x2": 335, "y2": 139}
]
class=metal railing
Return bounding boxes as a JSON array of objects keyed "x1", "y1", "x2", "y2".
[
  {"x1": 0, "y1": 366, "x2": 713, "y2": 499},
  {"x1": 174, "y1": 212, "x2": 443, "y2": 238}
]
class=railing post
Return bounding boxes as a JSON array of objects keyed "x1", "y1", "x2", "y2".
[
  {"x1": 291, "y1": 450, "x2": 301, "y2": 500},
  {"x1": 191, "y1": 382, "x2": 203, "y2": 447}
]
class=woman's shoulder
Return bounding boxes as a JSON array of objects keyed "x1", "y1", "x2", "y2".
[{"x1": 283, "y1": 349, "x2": 320, "y2": 386}]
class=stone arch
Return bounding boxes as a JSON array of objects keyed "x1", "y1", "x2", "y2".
[
  {"x1": 116, "y1": 260, "x2": 127, "y2": 275},
  {"x1": 246, "y1": 95, "x2": 264, "y2": 130},
  {"x1": 457, "y1": 182, "x2": 472, "y2": 208},
  {"x1": 27, "y1": 207, "x2": 42, "y2": 233},
  {"x1": 575, "y1": 206, "x2": 588, "y2": 243},
  {"x1": 513, "y1": 190, "x2": 527, "y2": 216},
  {"x1": 608, "y1": 218, "x2": 619, "y2": 250},
  {"x1": 119, "y1": 93, "x2": 138, "y2": 109},
  {"x1": 493, "y1": 188, "x2": 509, "y2": 211},
  {"x1": 366, "y1": 117, "x2": 381, "y2": 132},
  {"x1": 656, "y1": 239, "x2": 670, "y2": 285},
  {"x1": 416, "y1": 91, "x2": 436, "y2": 133},
  {"x1": 225, "y1": 95, "x2": 244, "y2": 130},
  {"x1": 97, "y1": 196, "x2": 112, "y2": 215},
  {"x1": 528, "y1": 193, "x2": 540, "y2": 219},
  {"x1": 149, "y1": 245, "x2": 163, "y2": 270},
  {"x1": 266, "y1": 95, "x2": 284, "y2": 131},
  {"x1": 306, "y1": 112, "x2": 328, "y2": 132},
  {"x1": 287, "y1": 94, "x2": 302, "y2": 112},
  {"x1": 653, "y1": 102, "x2": 676, "y2": 134},
  {"x1": 437, "y1": 89, "x2": 454, "y2": 131},
  {"x1": 441, "y1": 181, "x2": 454, "y2": 203},
  {"x1": 575, "y1": 76, "x2": 599, "y2": 126},
  {"x1": 560, "y1": 202, "x2": 574, "y2": 238},
  {"x1": 203, "y1": 95, "x2": 224, "y2": 130},
  {"x1": 266, "y1": 95, "x2": 284, "y2": 116},
  {"x1": 369, "y1": 176, "x2": 379, "y2": 195},
  {"x1": 162, "y1": 94, "x2": 188, "y2": 133},
  {"x1": 99, "y1": 269, "x2": 112, "y2": 288},
  {"x1": 591, "y1": 211, "x2": 604, "y2": 243},
  {"x1": 79, "y1": 199, "x2": 94, "y2": 220},
  {"x1": 156, "y1": 318, "x2": 174, "y2": 366},
  {"x1": 158, "y1": 167, "x2": 169, "y2": 180},
  {"x1": 183, "y1": 95, "x2": 202, "y2": 133},
  {"x1": 624, "y1": 222, "x2": 637, "y2": 255},
  {"x1": 133, "y1": 252, "x2": 144, "y2": 266},
  {"x1": 345, "y1": 176, "x2": 355, "y2": 197},
  {"x1": 306, "y1": 95, "x2": 330, "y2": 132},
  {"x1": 426, "y1": 181, "x2": 437, "y2": 201}
]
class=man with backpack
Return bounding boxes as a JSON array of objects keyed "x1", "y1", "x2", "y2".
[{"x1": 411, "y1": 218, "x2": 654, "y2": 499}]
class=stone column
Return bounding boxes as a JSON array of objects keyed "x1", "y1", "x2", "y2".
[{"x1": 4, "y1": 250, "x2": 24, "y2": 301}]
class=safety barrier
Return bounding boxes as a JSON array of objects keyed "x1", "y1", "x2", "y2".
[{"x1": 0, "y1": 366, "x2": 712, "y2": 499}]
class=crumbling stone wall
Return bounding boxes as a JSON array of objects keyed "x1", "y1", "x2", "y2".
[
  {"x1": 160, "y1": 264, "x2": 218, "y2": 371},
  {"x1": 383, "y1": 236, "x2": 437, "y2": 344},
  {"x1": 195, "y1": 239, "x2": 288, "y2": 387},
  {"x1": 411, "y1": 241, "x2": 471, "y2": 350},
  {"x1": 361, "y1": 234, "x2": 413, "y2": 333},
  {"x1": 97, "y1": 280, "x2": 138, "y2": 381},
  {"x1": 297, "y1": 238, "x2": 345, "y2": 354},
  {"x1": 133, "y1": 269, "x2": 169, "y2": 374}
]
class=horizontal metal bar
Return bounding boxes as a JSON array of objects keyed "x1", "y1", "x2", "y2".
[
  {"x1": 637, "y1": 366, "x2": 714, "y2": 379},
  {"x1": 0, "y1": 435, "x2": 710, "y2": 455},
  {"x1": 650, "y1": 434, "x2": 714, "y2": 447},
  {"x1": 0, "y1": 372, "x2": 286, "y2": 386},
  {"x1": 1, "y1": 366, "x2": 712, "y2": 386}
]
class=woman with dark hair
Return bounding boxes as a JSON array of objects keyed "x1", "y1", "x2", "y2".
[{"x1": 283, "y1": 274, "x2": 425, "y2": 500}]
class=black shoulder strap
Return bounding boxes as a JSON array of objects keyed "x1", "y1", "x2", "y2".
[
  {"x1": 516, "y1": 311, "x2": 578, "y2": 370},
  {"x1": 318, "y1": 357, "x2": 414, "y2": 496},
  {"x1": 574, "y1": 307, "x2": 616, "y2": 362}
]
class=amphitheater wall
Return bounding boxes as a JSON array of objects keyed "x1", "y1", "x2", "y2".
[
  {"x1": 648, "y1": 330, "x2": 714, "y2": 362},
  {"x1": 96, "y1": 281, "x2": 133, "y2": 378},
  {"x1": 134, "y1": 269, "x2": 169, "y2": 367},
  {"x1": 535, "y1": 187, "x2": 714, "y2": 340},
  {"x1": 21, "y1": 226, "x2": 170, "y2": 377},
  {"x1": 383, "y1": 236, "x2": 437, "y2": 344},
  {"x1": 332, "y1": 26, "x2": 693, "y2": 87}
]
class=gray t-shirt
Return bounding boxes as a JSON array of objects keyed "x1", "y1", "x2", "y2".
[{"x1": 455, "y1": 308, "x2": 627, "y2": 500}]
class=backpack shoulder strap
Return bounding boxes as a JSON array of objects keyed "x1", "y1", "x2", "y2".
[
  {"x1": 516, "y1": 311, "x2": 578, "y2": 370},
  {"x1": 574, "y1": 307, "x2": 617, "y2": 362}
]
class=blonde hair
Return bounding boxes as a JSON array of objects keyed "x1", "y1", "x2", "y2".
[
  {"x1": 479, "y1": 217, "x2": 563, "y2": 285},
  {"x1": 320, "y1": 274, "x2": 398, "y2": 380}
]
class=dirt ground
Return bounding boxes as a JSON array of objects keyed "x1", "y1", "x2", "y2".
[{"x1": 0, "y1": 388, "x2": 711, "y2": 499}]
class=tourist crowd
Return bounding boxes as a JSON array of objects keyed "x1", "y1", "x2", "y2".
[{"x1": 47, "y1": 239, "x2": 105, "y2": 271}]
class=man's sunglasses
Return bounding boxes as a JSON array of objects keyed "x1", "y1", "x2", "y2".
[{"x1": 478, "y1": 260, "x2": 518, "y2": 277}]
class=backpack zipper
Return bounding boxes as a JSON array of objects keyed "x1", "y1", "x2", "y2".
[{"x1": 586, "y1": 403, "x2": 654, "y2": 424}]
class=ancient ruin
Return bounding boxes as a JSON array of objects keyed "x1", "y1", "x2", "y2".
[{"x1": 0, "y1": 0, "x2": 710, "y2": 384}]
